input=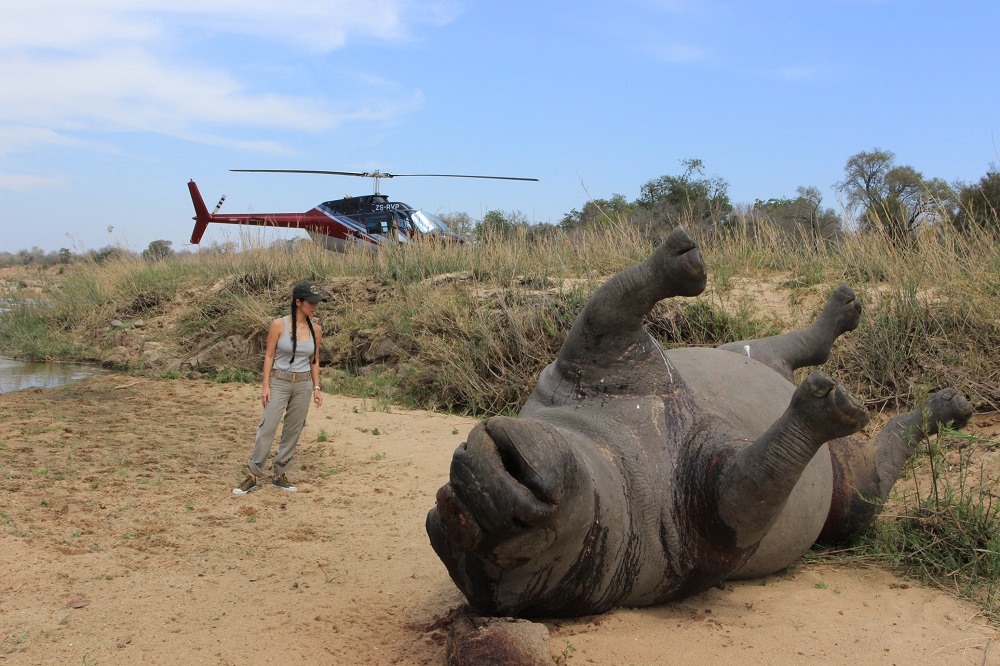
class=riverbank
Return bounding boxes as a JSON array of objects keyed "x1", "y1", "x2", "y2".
[{"x1": 2, "y1": 375, "x2": 999, "y2": 665}]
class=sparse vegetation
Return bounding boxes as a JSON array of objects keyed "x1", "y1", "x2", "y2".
[
  {"x1": 2, "y1": 218, "x2": 995, "y2": 413},
  {"x1": 810, "y1": 426, "x2": 1000, "y2": 618}
]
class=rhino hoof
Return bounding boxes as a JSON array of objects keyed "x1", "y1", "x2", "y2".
[
  {"x1": 923, "y1": 388, "x2": 973, "y2": 432},
  {"x1": 821, "y1": 285, "x2": 862, "y2": 334},
  {"x1": 795, "y1": 371, "x2": 870, "y2": 440},
  {"x1": 653, "y1": 227, "x2": 707, "y2": 297}
]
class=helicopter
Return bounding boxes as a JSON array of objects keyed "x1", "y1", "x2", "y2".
[{"x1": 187, "y1": 169, "x2": 538, "y2": 251}]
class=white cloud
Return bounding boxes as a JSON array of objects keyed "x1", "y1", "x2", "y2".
[
  {"x1": 0, "y1": 125, "x2": 112, "y2": 158},
  {"x1": 0, "y1": 172, "x2": 63, "y2": 191},
  {"x1": 0, "y1": 0, "x2": 460, "y2": 53},
  {"x1": 0, "y1": 1, "x2": 456, "y2": 156},
  {"x1": 164, "y1": 0, "x2": 462, "y2": 53}
]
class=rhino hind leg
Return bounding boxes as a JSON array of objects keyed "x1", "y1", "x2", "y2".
[
  {"x1": 818, "y1": 388, "x2": 974, "y2": 545},
  {"x1": 719, "y1": 285, "x2": 861, "y2": 381},
  {"x1": 717, "y1": 371, "x2": 870, "y2": 549}
]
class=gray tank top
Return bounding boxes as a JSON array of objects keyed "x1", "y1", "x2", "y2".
[{"x1": 273, "y1": 315, "x2": 315, "y2": 373}]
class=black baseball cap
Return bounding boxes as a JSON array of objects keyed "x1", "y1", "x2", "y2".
[{"x1": 292, "y1": 282, "x2": 327, "y2": 304}]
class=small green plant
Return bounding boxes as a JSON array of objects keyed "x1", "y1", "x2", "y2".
[
  {"x1": 316, "y1": 429, "x2": 329, "y2": 443},
  {"x1": 317, "y1": 467, "x2": 341, "y2": 483},
  {"x1": 9, "y1": 629, "x2": 29, "y2": 644},
  {"x1": 559, "y1": 639, "x2": 575, "y2": 664},
  {"x1": 815, "y1": 581, "x2": 828, "y2": 589},
  {"x1": 70, "y1": 530, "x2": 81, "y2": 538},
  {"x1": 184, "y1": 501, "x2": 194, "y2": 512},
  {"x1": 370, "y1": 452, "x2": 386, "y2": 462},
  {"x1": 161, "y1": 370, "x2": 181, "y2": 379},
  {"x1": 371, "y1": 428, "x2": 381, "y2": 436},
  {"x1": 215, "y1": 367, "x2": 257, "y2": 384},
  {"x1": 246, "y1": 515, "x2": 257, "y2": 523}
]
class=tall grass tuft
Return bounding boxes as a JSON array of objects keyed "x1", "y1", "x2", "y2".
[
  {"x1": 841, "y1": 427, "x2": 1000, "y2": 618},
  {"x1": 1, "y1": 220, "x2": 997, "y2": 412}
]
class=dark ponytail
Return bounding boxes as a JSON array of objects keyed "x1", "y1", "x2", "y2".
[{"x1": 288, "y1": 298, "x2": 317, "y2": 365}]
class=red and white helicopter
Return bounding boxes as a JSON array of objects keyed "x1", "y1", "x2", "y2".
[{"x1": 188, "y1": 169, "x2": 538, "y2": 251}]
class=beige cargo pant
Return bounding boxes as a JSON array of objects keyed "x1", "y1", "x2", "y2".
[{"x1": 247, "y1": 376, "x2": 312, "y2": 478}]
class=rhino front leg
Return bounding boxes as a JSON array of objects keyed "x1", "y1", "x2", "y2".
[
  {"x1": 818, "y1": 388, "x2": 974, "y2": 544},
  {"x1": 558, "y1": 226, "x2": 706, "y2": 371},
  {"x1": 718, "y1": 285, "x2": 861, "y2": 382},
  {"x1": 715, "y1": 371, "x2": 870, "y2": 549}
]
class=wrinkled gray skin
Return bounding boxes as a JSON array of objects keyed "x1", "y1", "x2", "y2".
[{"x1": 426, "y1": 228, "x2": 973, "y2": 618}]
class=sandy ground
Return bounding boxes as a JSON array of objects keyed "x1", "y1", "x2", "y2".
[{"x1": 1, "y1": 374, "x2": 998, "y2": 665}]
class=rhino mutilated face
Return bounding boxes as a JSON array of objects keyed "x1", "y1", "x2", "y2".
[{"x1": 427, "y1": 415, "x2": 626, "y2": 617}]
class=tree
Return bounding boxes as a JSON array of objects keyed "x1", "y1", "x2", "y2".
[
  {"x1": 634, "y1": 159, "x2": 732, "y2": 240},
  {"x1": 438, "y1": 212, "x2": 474, "y2": 239},
  {"x1": 753, "y1": 186, "x2": 843, "y2": 251},
  {"x1": 475, "y1": 210, "x2": 530, "y2": 240},
  {"x1": 142, "y1": 239, "x2": 174, "y2": 261},
  {"x1": 836, "y1": 149, "x2": 950, "y2": 244},
  {"x1": 954, "y1": 168, "x2": 1000, "y2": 233},
  {"x1": 560, "y1": 194, "x2": 634, "y2": 229}
]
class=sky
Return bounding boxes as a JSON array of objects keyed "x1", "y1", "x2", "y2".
[{"x1": 1, "y1": 0, "x2": 998, "y2": 253}]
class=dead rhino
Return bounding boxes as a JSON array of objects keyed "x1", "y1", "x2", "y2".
[{"x1": 426, "y1": 227, "x2": 972, "y2": 617}]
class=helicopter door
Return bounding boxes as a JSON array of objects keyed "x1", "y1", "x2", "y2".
[
  {"x1": 392, "y1": 210, "x2": 414, "y2": 241},
  {"x1": 358, "y1": 212, "x2": 394, "y2": 237}
]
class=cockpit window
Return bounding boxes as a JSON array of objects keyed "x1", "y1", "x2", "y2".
[{"x1": 409, "y1": 210, "x2": 454, "y2": 235}]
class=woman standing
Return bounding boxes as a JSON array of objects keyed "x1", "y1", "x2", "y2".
[{"x1": 233, "y1": 282, "x2": 325, "y2": 495}]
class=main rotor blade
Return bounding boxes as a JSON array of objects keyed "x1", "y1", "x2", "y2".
[
  {"x1": 231, "y1": 169, "x2": 375, "y2": 177},
  {"x1": 389, "y1": 173, "x2": 539, "y2": 182},
  {"x1": 231, "y1": 169, "x2": 538, "y2": 182}
]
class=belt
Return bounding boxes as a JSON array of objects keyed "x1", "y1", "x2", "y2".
[{"x1": 271, "y1": 369, "x2": 312, "y2": 383}]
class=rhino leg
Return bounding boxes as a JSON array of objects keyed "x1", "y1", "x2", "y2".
[
  {"x1": 716, "y1": 371, "x2": 870, "y2": 549},
  {"x1": 558, "y1": 226, "x2": 706, "y2": 374},
  {"x1": 718, "y1": 285, "x2": 861, "y2": 382},
  {"x1": 818, "y1": 388, "x2": 974, "y2": 544}
]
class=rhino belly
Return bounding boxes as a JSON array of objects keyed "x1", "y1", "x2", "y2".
[{"x1": 664, "y1": 348, "x2": 834, "y2": 578}]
